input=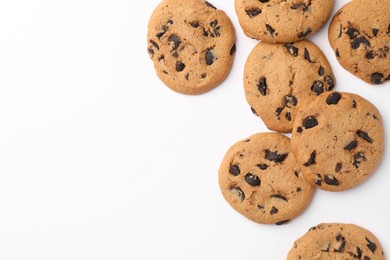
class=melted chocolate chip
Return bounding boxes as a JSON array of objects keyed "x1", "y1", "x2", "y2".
[
  {"x1": 304, "y1": 151, "x2": 316, "y2": 166},
  {"x1": 298, "y1": 28, "x2": 312, "y2": 38},
  {"x1": 335, "y1": 162, "x2": 342, "y2": 172},
  {"x1": 206, "y1": 49, "x2": 216, "y2": 65},
  {"x1": 265, "y1": 149, "x2": 288, "y2": 163},
  {"x1": 230, "y1": 187, "x2": 245, "y2": 202},
  {"x1": 230, "y1": 44, "x2": 236, "y2": 55},
  {"x1": 311, "y1": 80, "x2": 324, "y2": 95},
  {"x1": 266, "y1": 24, "x2": 276, "y2": 36},
  {"x1": 303, "y1": 116, "x2": 318, "y2": 129},
  {"x1": 245, "y1": 173, "x2": 261, "y2": 186},
  {"x1": 270, "y1": 206, "x2": 278, "y2": 215},
  {"x1": 318, "y1": 66, "x2": 325, "y2": 76},
  {"x1": 357, "y1": 130, "x2": 373, "y2": 143},
  {"x1": 245, "y1": 8, "x2": 261, "y2": 18},
  {"x1": 344, "y1": 140, "x2": 358, "y2": 151},
  {"x1": 325, "y1": 175, "x2": 339, "y2": 186},
  {"x1": 351, "y1": 37, "x2": 370, "y2": 49},
  {"x1": 284, "y1": 95, "x2": 298, "y2": 107},
  {"x1": 275, "y1": 219, "x2": 289, "y2": 225},
  {"x1": 257, "y1": 164, "x2": 268, "y2": 170},
  {"x1": 366, "y1": 237, "x2": 377, "y2": 253},
  {"x1": 372, "y1": 73, "x2": 384, "y2": 84},
  {"x1": 285, "y1": 44, "x2": 299, "y2": 57},
  {"x1": 229, "y1": 164, "x2": 241, "y2": 176},
  {"x1": 346, "y1": 27, "x2": 359, "y2": 39},
  {"x1": 176, "y1": 61, "x2": 185, "y2": 72},
  {"x1": 258, "y1": 77, "x2": 267, "y2": 96},
  {"x1": 326, "y1": 92, "x2": 342, "y2": 105},
  {"x1": 271, "y1": 194, "x2": 288, "y2": 202}
]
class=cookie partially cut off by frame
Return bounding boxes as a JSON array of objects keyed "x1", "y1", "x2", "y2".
[{"x1": 147, "y1": 0, "x2": 236, "y2": 95}]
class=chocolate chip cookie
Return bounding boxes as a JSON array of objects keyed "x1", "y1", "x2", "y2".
[
  {"x1": 147, "y1": 0, "x2": 236, "y2": 95},
  {"x1": 328, "y1": 0, "x2": 390, "y2": 85},
  {"x1": 235, "y1": 0, "x2": 334, "y2": 43},
  {"x1": 291, "y1": 92, "x2": 384, "y2": 192},
  {"x1": 244, "y1": 40, "x2": 335, "y2": 133},
  {"x1": 219, "y1": 132, "x2": 315, "y2": 225},
  {"x1": 287, "y1": 223, "x2": 385, "y2": 260}
]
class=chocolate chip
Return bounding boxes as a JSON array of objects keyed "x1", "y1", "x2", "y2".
[
  {"x1": 335, "y1": 49, "x2": 340, "y2": 58},
  {"x1": 366, "y1": 51, "x2": 375, "y2": 59},
  {"x1": 251, "y1": 107, "x2": 258, "y2": 116},
  {"x1": 324, "y1": 75, "x2": 335, "y2": 90},
  {"x1": 169, "y1": 34, "x2": 181, "y2": 50},
  {"x1": 147, "y1": 48, "x2": 154, "y2": 55},
  {"x1": 230, "y1": 44, "x2": 236, "y2": 55},
  {"x1": 265, "y1": 149, "x2": 288, "y2": 163},
  {"x1": 353, "y1": 152, "x2": 367, "y2": 168},
  {"x1": 298, "y1": 28, "x2": 312, "y2": 38},
  {"x1": 304, "y1": 151, "x2": 316, "y2": 166},
  {"x1": 348, "y1": 247, "x2": 362, "y2": 259},
  {"x1": 351, "y1": 37, "x2": 370, "y2": 49},
  {"x1": 271, "y1": 194, "x2": 288, "y2": 202},
  {"x1": 150, "y1": 40, "x2": 159, "y2": 50},
  {"x1": 190, "y1": 21, "x2": 199, "y2": 28},
  {"x1": 357, "y1": 130, "x2": 373, "y2": 143},
  {"x1": 176, "y1": 61, "x2": 185, "y2": 72},
  {"x1": 258, "y1": 77, "x2": 267, "y2": 95},
  {"x1": 259, "y1": 0, "x2": 269, "y2": 2},
  {"x1": 205, "y1": 1, "x2": 217, "y2": 9},
  {"x1": 303, "y1": 116, "x2": 318, "y2": 129},
  {"x1": 304, "y1": 48, "x2": 314, "y2": 63},
  {"x1": 202, "y1": 27, "x2": 209, "y2": 37},
  {"x1": 229, "y1": 164, "x2": 241, "y2": 176},
  {"x1": 245, "y1": 8, "x2": 261, "y2": 18},
  {"x1": 372, "y1": 73, "x2": 384, "y2": 84},
  {"x1": 311, "y1": 80, "x2": 324, "y2": 95},
  {"x1": 297, "y1": 127, "x2": 303, "y2": 133},
  {"x1": 325, "y1": 175, "x2": 339, "y2": 186},
  {"x1": 326, "y1": 92, "x2": 342, "y2": 105},
  {"x1": 290, "y1": 3, "x2": 304, "y2": 9},
  {"x1": 185, "y1": 73, "x2": 189, "y2": 80},
  {"x1": 335, "y1": 235, "x2": 346, "y2": 252},
  {"x1": 346, "y1": 27, "x2": 359, "y2": 39},
  {"x1": 315, "y1": 174, "x2": 322, "y2": 186},
  {"x1": 335, "y1": 162, "x2": 342, "y2": 172},
  {"x1": 344, "y1": 140, "x2": 358, "y2": 151},
  {"x1": 206, "y1": 49, "x2": 216, "y2": 65},
  {"x1": 156, "y1": 31, "x2": 166, "y2": 39},
  {"x1": 352, "y1": 100, "x2": 357, "y2": 108},
  {"x1": 266, "y1": 24, "x2": 276, "y2": 36},
  {"x1": 230, "y1": 187, "x2": 245, "y2": 202},
  {"x1": 270, "y1": 206, "x2": 278, "y2": 215},
  {"x1": 275, "y1": 107, "x2": 284, "y2": 117},
  {"x1": 364, "y1": 257, "x2": 371, "y2": 260},
  {"x1": 257, "y1": 164, "x2": 268, "y2": 170},
  {"x1": 209, "y1": 20, "x2": 221, "y2": 37},
  {"x1": 284, "y1": 95, "x2": 298, "y2": 107},
  {"x1": 372, "y1": 28, "x2": 379, "y2": 37},
  {"x1": 366, "y1": 237, "x2": 377, "y2": 253},
  {"x1": 167, "y1": 20, "x2": 173, "y2": 25},
  {"x1": 285, "y1": 112, "x2": 292, "y2": 121},
  {"x1": 245, "y1": 173, "x2": 261, "y2": 186},
  {"x1": 257, "y1": 205, "x2": 264, "y2": 210},
  {"x1": 201, "y1": 73, "x2": 207, "y2": 78},
  {"x1": 297, "y1": 187, "x2": 302, "y2": 192},
  {"x1": 275, "y1": 219, "x2": 289, "y2": 225},
  {"x1": 318, "y1": 66, "x2": 325, "y2": 76},
  {"x1": 388, "y1": 23, "x2": 390, "y2": 35},
  {"x1": 338, "y1": 24, "x2": 342, "y2": 38},
  {"x1": 285, "y1": 44, "x2": 299, "y2": 57}
]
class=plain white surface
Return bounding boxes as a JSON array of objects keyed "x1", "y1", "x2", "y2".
[{"x1": 0, "y1": 0, "x2": 389, "y2": 259}]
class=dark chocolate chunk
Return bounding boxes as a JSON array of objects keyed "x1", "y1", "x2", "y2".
[
  {"x1": 324, "y1": 75, "x2": 335, "y2": 90},
  {"x1": 270, "y1": 206, "x2": 278, "y2": 215},
  {"x1": 265, "y1": 149, "x2": 288, "y2": 163},
  {"x1": 335, "y1": 162, "x2": 342, "y2": 172},
  {"x1": 205, "y1": 1, "x2": 217, "y2": 9},
  {"x1": 344, "y1": 140, "x2": 358, "y2": 151},
  {"x1": 259, "y1": 0, "x2": 269, "y2": 2},
  {"x1": 210, "y1": 20, "x2": 221, "y2": 37},
  {"x1": 150, "y1": 40, "x2": 159, "y2": 50},
  {"x1": 302, "y1": 116, "x2": 318, "y2": 129},
  {"x1": 185, "y1": 73, "x2": 189, "y2": 80},
  {"x1": 304, "y1": 48, "x2": 314, "y2": 63},
  {"x1": 297, "y1": 127, "x2": 303, "y2": 133},
  {"x1": 352, "y1": 100, "x2": 357, "y2": 108},
  {"x1": 275, "y1": 219, "x2": 289, "y2": 225},
  {"x1": 357, "y1": 130, "x2": 373, "y2": 143},
  {"x1": 258, "y1": 77, "x2": 267, "y2": 96},
  {"x1": 351, "y1": 37, "x2": 370, "y2": 49},
  {"x1": 297, "y1": 187, "x2": 302, "y2": 192},
  {"x1": 245, "y1": 173, "x2": 261, "y2": 186},
  {"x1": 202, "y1": 27, "x2": 209, "y2": 37},
  {"x1": 230, "y1": 44, "x2": 236, "y2": 55},
  {"x1": 304, "y1": 151, "x2": 316, "y2": 166},
  {"x1": 347, "y1": 247, "x2": 362, "y2": 259},
  {"x1": 230, "y1": 187, "x2": 245, "y2": 202},
  {"x1": 326, "y1": 92, "x2": 342, "y2": 105},
  {"x1": 265, "y1": 24, "x2": 276, "y2": 36},
  {"x1": 318, "y1": 66, "x2": 325, "y2": 76},
  {"x1": 325, "y1": 175, "x2": 339, "y2": 186},
  {"x1": 251, "y1": 107, "x2": 258, "y2": 116},
  {"x1": 175, "y1": 61, "x2": 185, "y2": 72},
  {"x1": 311, "y1": 80, "x2": 324, "y2": 95},
  {"x1": 169, "y1": 34, "x2": 181, "y2": 50},
  {"x1": 371, "y1": 73, "x2": 384, "y2": 84},
  {"x1": 275, "y1": 107, "x2": 284, "y2": 117},
  {"x1": 201, "y1": 73, "x2": 207, "y2": 78},
  {"x1": 335, "y1": 235, "x2": 346, "y2": 252},
  {"x1": 285, "y1": 43, "x2": 299, "y2": 57},
  {"x1": 346, "y1": 27, "x2": 359, "y2": 39},
  {"x1": 366, "y1": 51, "x2": 375, "y2": 59},
  {"x1": 298, "y1": 28, "x2": 312, "y2": 38},
  {"x1": 366, "y1": 237, "x2": 377, "y2": 253},
  {"x1": 257, "y1": 164, "x2": 268, "y2": 170},
  {"x1": 372, "y1": 28, "x2": 379, "y2": 37},
  {"x1": 285, "y1": 112, "x2": 292, "y2": 121},
  {"x1": 284, "y1": 95, "x2": 298, "y2": 107},
  {"x1": 156, "y1": 31, "x2": 166, "y2": 39},
  {"x1": 271, "y1": 194, "x2": 288, "y2": 202},
  {"x1": 245, "y1": 8, "x2": 261, "y2": 18},
  {"x1": 353, "y1": 152, "x2": 367, "y2": 168},
  {"x1": 335, "y1": 49, "x2": 340, "y2": 58},
  {"x1": 205, "y1": 49, "x2": 216, "y2": 65},
  {"x1": 190, "y1": 21, "x2": 199, "y2": 28},
  {"x1": 147, "y1": 48, "x2": 154, "y2": 55},
  {"x1": 229, "y1": 164, "x2": 241, "y2": 176},
  {"x1": 315, "y1": 174, "x2": 322, "y2": 186}
]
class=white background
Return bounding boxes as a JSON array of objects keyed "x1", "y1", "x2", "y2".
[{"x1": 0, "y1": 0, "x2": 389, "y2": 259}]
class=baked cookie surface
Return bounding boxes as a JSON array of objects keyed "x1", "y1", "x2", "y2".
[
  {"x1": 219, "y1": 132, "x2": 314, "y2": 225},
  {"x1": 328, "y1": 0, "x2": 390, "y2": 85},
  {"x1": 147, "y1": 0, "x2": 236, "y2": 95},
  {"x1": 235, "y1": 0, "x2": 334, "y2": 42},
  {"x1": 287, "y1": 223, "x2": 385, "y2": 260},
  {"x1": 291, "y1": 92, "x2": 384, "y2": 192},
  {"x1": 244, "y1": 40, "x2": 335, "y2": 133}
]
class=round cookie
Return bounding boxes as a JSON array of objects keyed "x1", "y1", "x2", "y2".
[
  {"x1": 235, "y1": 0, "x2": 334, "y2": 43},
  {"x1": 147, "y1": 0, "x2": 236, "y2": 95},
  {"x1": 244, "y1": 40, "x2": 335, "y2": 133},
  {"x1": 328, "y1": 0, "x2": 390, "y2": 85},
  {"x1": 287, "y1": 223, "x2": 385, "y2": 260},
  {"x1": 218, "y1": 132, "x2": 315, "y2": 225},
  {"x1": 291, "y1": 92, "x2": 384, "y2": 192}
]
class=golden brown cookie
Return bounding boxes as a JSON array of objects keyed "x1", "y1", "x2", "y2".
[
  {"x1": 219, "y1": 132, "x2": 315, "y2": 225},
  {"x1": 147, "y1": 0, "x2": 236, "y2": 95},
  {"x1": 328, "y1": 0, "x2": 390, "y2": 84},
  {"x1": 244, "y1": 40, "x2": 335, "y2": 133},
  {"x1": 291, "y1": 92, "x2": 384, "y2": 192},
  {"x1": 235, "y1": 0, "x2": 334, "y2": 43},
  {"x1": 287, "y1": 223, "x2": 385, "y2": 260}
]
